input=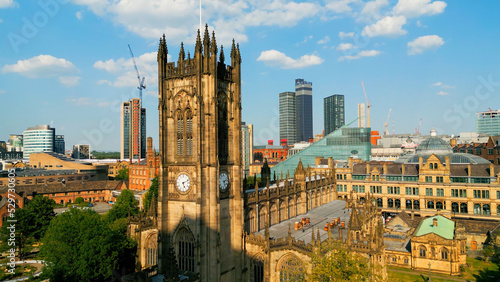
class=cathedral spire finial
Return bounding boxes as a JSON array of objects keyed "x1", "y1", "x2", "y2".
[
  {"x1": 219, "y1": 45, "x2": 225, "y2": 64},
  {"x1": 211, "y1": 30, "x2": 217, "y2": 54},
  {"x1": 195, "y1": 29, "x2": 202, "y2": 54},
  {"x1": 179, "y1": 42, "x2": 185, "y2": 61},
  {"x1": 231, "y1": 39, "x2": 236, "y2": 58},
  {"x1": 203, "y1": 24, "x2": 210, "y2": 49}
]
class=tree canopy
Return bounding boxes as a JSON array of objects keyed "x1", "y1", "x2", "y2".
[
  {"x1": 308, "y1": 240, "x2": 374, "y2": 281},
  {"x1": 39, "y1": 208, "x2": 136, "y2": 281},
  {"x1": 143, "y1": 176, "x2": 158, "y2": 212},
  {"x1": 105, "y1": 189, "x2": 139, "y2": 223},
  {"x1": 115, "y1": 168, "x2": 129, "y2": 180}
]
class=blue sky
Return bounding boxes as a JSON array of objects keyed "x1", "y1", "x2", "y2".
[{"x1": 1, "y1": 0, "x2": 499, "y2": 151}]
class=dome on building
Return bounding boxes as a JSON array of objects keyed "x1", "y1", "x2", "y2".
[
  {"x1": 395, "y1": 129, "x2": 490, "y2": 164},
  {"x1": 415, "y1": 136, "x2": 453, "y2": 155}
]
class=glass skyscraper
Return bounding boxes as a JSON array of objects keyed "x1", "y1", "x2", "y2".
[
  {"x1": 295, "y1": 78, "x2": 313, "y2": 142},
  {"x1": 22, "y1": 125, "x2": 55, "y2": 159},
  {"x1": 279, "y1": 92, "x2": 296, "y2": 146},
  {"x1": 121, "y1": 98, "x2": 146, "y2": 159},
  {"x1": 477, "y1": 110, "x2": 500, "y2": 136},
  {"x1": 324, "y1": 94, "x2": 345, "y2": 135}
]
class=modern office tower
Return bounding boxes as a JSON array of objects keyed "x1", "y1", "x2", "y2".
[
  {"x1": 72, "y1": 144, "x2": 90, "y2": 159},
  {"x1": 358, "y1": 103, "x2": 366, "y2": 128},
  {"x1": 477, "y1": 109, "x2": 500, "y2": 136},
  {"x1": 295, "y1": 78, "x2": 313, "y2": 142},
  {"x1": 22, "y1": 125, "x2": 55, "y2": 158},
  {"x1": 121, "y1": 98, "x2": 146, "y2": 160},
  {"x1": 54, "y1": 135, "x2": 65, "y2": 154},
  {"x1": 279, "y1": 91, "x2": 296, "y2": 146},
  {"x1": 8, "y1": 134, "x2": 23, "y2": 152},
  {"x1": 241, "y1": 122, "x2": 254, "y2": 178},
  {"x1": 324, "y1": 94, "x2": 345, "y2": 135}
]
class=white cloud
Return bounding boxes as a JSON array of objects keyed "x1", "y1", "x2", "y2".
[
  {"x1": 0, "y1": 19, "x2": 3, "y2": 23},
  {"x1": 67, "y1": 97, "x2": 92, "y2": 106},
  {"x1": 362, "y1": 15, "x2": 407, "y2": 37},
  {"x1": 326, "y1": 0, "x2": 356, "y2": 13},
  {"x1": 67, "y1": 97, "x2": 112, "y2": 107},
  {"x1": 76, "y1": 11, "x2": 83, "y2": 20},
  {"x1": 2, "y1": 55, "x2": 79, "y2": 81},
  {"x1": 339, "y1": 31, "x2": 355, "y2": 39},
  {"x1": 59, "y1": 76, "x2": 81, "y2": 86},
  {"x1": 97, "y1": 79, "x2": 112, "y2": 85},
  {"x1": 393, "y1": 0, "x2": 446, "y2": 18},
  {"x1": 432, "y1": 81, "x2": 455, "y2": 89},
  {"x1": 317, "y1": 36, "x2": 330, "y2": 44},
  {"x1": 94, "y1": 51, "x2": 162, "y2": 88},
  {"x1": 0, "y1": 0, "x2": 16, "y2": 8},
  {"x1": 436, "y1": 91, "x2": 449, "y2": 96},
  {"x1": 257, "y1": 50, "x2": 324, "y2": 69},
  {"x1": 338, "y1": 49, "x2": 381, "y2": 61},
  {"x1": 0, "y1": 89, "x2": 5, "y2": 95},
  {"x1": 337, "y1": 43, "x2": 355, "y2": 51},
  {"x1": 69, "y1": 0, "x2": 320, "y2": 45},
  {"x1": 407, "y1": 35, "x2": 444, "y2": 55},
  {"x1": 359, "y1": 0, "x2": 388, "y2": 22},
  {"x1": 299, "y1": 35, "x2": 313, "y2": 44}
]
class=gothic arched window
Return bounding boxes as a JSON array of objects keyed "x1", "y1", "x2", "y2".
[
  {"x1": 176, "y1": 110, "x2": 184, "y2": 155},
  {"x1": 145, "y1": 233, "x2": 158, "y2": 266},
  {"x1": 185, "y1": 109, "x2": 193, "y2": 156},
  {"x1": 419, "y1": 246, "x2": 427, "y2": 257},
  {"x1": 252, "y1": 255, "x2": 264, "y2": 282},
  {"x1": 176, "y1": 228, "x2": 195, "y2": 272},
  {"x1": 218, "y1": 94, "x2": 228, "y2": 164},
  {"x1": 279, "y1": 254, "x2": 304, "y2": 282}
]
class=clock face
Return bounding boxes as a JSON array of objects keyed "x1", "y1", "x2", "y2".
[
  {"x1": 219, "y1": 172, "x2": 229, "y2": 191},
  {"x1": 176, "y1": 173, "x2": 191, "y2": 192}
]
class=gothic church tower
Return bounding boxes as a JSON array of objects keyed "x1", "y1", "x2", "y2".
[{"x1": 157, "y1": 26, "x2": 243, "y2": 281}]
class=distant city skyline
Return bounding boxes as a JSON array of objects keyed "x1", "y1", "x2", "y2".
[{"x1": 1, "y1": 1, "x2": 500, "y2": 149}]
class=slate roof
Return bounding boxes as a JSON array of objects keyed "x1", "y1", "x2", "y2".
[{"x1": 0, "y1": 180, "x2": 123, "y2": 196}]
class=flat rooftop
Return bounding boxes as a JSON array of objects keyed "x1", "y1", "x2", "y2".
[{"x1": 254, "y1": 200, "x2": 351, "y2": 244}]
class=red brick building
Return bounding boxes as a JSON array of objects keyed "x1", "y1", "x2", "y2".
[
  {"x1": 453, "y1": 136, "x2": 500, "y2": 164},
  {"x1": 129, "y1": 137, "x2": 159, "y2": 191},
  {"x1": 253, "y1": 141, "x2": 289, "y2": 163}
]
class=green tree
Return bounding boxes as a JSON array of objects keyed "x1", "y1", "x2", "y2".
[
  {"x1": 308, "y1": 240, "x2": 374, "y2": 281},
  {"x1": 115, "y1": 168, "x2": 129, "y2": 180},
  {"x1": 39, "y1": 208, "x2": 136, "y2": 281},
  {"x1": 74, "y1": 197, "x2": 84, "y2": 204},
  {"x1": 105, "y1": 189, "x2": 139, "y2": 223},
  {"x1": 143, "y1": 176, "x2": 158, "y2": 212}
]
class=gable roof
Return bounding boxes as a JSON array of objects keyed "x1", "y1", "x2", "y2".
[{"x1": 414, "y1": 215, "x2": 455, "y2": 240}]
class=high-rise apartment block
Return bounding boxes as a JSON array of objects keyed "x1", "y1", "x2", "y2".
[
  {"x1": 279, "y1": 91, "x2": 296, "y2": 146},
  {"x1": 22, "y1": 125, "x2": 56, "y2": 159},
  {"x1": 477, "y1": 109, "x2": 500, "y2": 136},
  {"x1": 121, "y1": 98, "x2": 146, "y2": 160},
  {"x1": 357, "y1": 103, "x2": 366, "y2": 128},
  {"x1": 54, "y1": 135, "x2": 65, "y2": 154},
  {"x1": 72, "y1": 144, "x2": 90, "y2": 159},
  {"x1": 241, "y1": 122, "x2": 254, "y2": 178},
  {"x1": 324, "y1": 94, "x2": 345, "y2": 135},
  {"x1": 295, "y1": 78, "x2": 313, "y2": 142},
  {"x1": 8, "y1": 134, "x2": 23, "y2": 152}
]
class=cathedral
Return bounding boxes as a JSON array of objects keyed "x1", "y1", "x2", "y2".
[{"x1": 128, "y1": 26, "x2": 386, "y2": 281}]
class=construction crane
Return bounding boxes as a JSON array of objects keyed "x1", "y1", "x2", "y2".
[
  {"x1": 128, "y1": 44, "x2": 146, "y2": 101},
  {"x1": 361, "y1": 81, "x2": 372, "y2": 128},
  {"x1": 415, "y1": 118, "x2": 422, "y2": 134},
  {"x1": 384, "y1": 108, "x2": 391, "y2": 136}
]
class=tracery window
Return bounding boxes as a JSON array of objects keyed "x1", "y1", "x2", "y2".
[
  {"x1": 279, "y1": 254, "x2": 304, "y2": 282},
  {"x1": 145, "y1": 234, "x2": 158, "y2": 266},
  {"x1": 176, "y1": 228, "x2": 195, "y2": 272},
  {"x1": 252, "y1": 256, "x2": 264, "y2": 282},
  {"x1": 176, "y1": 110, "x2": 184, "y2": 155},
  {"x1": 419, "y1": 246, "x2": 426, "y2": 257},
  {"x1": 218, "y1": 94, "x2": 228, "y2": 164},
  {"x1": 441, "y1": 248, "x2": 449, "y2": 260}
]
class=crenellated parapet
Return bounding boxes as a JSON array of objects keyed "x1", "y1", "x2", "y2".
[{"x1": 157, "y1": 25, "x2": 241, "y2": 82}]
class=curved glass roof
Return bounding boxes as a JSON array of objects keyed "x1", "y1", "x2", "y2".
[
  {"x1": 395, "y1": 153, "x2": 490, "y2": 164},
  {"x1": 415, "y1": 137, "x2": 453, "y2": 155}
]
